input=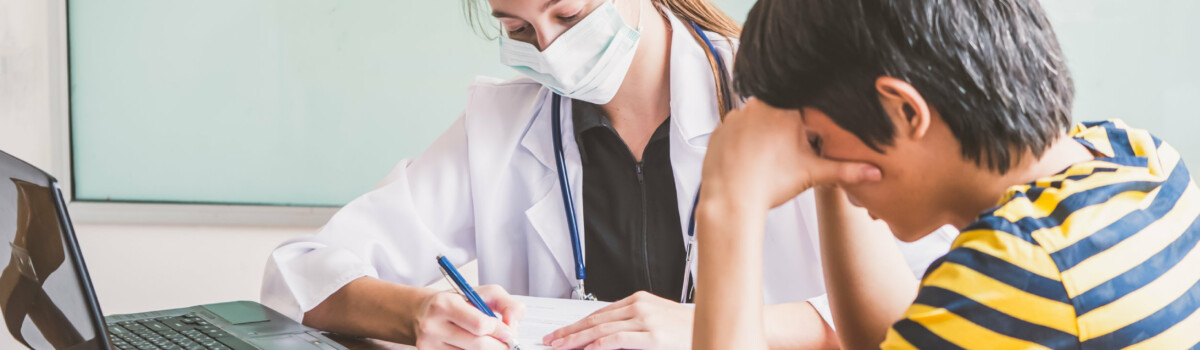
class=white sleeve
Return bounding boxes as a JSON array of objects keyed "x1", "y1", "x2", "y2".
[
  {"x1": 896, "y1": 225, "x2": 959, "y2": 278},
  {"x1": 261, "y1": 114, "x2": 477, "y2": 321},
  {"x1": 805, "y1": 294, "x2": 835, "y2": 330}
]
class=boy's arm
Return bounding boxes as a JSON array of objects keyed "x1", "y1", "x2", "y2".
[
  {"x1": 690, "y1": 201, "x2": 837, "y2": 350},
  {"x1": 692, "y1": 99, "x2": 883, "y2": 350},
  {"x1": 813, "y1": 187, "x2": 919, "y2": 349},
  {"x1": 764, "y1": 301, "x2": 839, "y2": 349},
  {"x1": 693, "y1": 196, "x2": 771, "y2": 350}
]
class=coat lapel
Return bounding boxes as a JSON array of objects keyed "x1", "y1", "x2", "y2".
[
  {"x1": 519, "y1": 91, "x2": 583, "y2": 288},
  {"x1": 665, "y1": 10, "x2": 731, "y2": 244}
]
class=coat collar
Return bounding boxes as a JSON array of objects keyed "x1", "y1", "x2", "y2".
[
  {"x1": 665, "y1": 9, "x2": 724, "y2": 145},
  {"x1": 518, "y1": 10, "x2": 728, "y2": 172}
]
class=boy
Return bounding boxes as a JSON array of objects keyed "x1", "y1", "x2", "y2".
[{"x1": 693, "y1": 0, "x2": 1200, "y2": 348}]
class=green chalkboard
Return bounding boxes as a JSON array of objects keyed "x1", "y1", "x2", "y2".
[{"x1": 67, "y1": 0, "x2": 1199, "y2": 207}]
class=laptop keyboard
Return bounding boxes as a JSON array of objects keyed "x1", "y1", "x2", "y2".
[{"x1": 106, "y1": 313, "x2": 257, "y2": 350}]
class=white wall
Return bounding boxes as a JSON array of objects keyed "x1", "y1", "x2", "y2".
[
  {"x1": 0, "y1": 0, "x2": 468, "y2": 336},
  {"x1": 1, "y1": 0, "x2": 53, "y2": 171},
  {"x1": 1, "y1": 0, "x2": 302, "y2": 315}
]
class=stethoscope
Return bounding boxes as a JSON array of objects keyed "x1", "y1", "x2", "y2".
[{"x1": 551, "y1": 21, "x2": 733, "y2": 303}]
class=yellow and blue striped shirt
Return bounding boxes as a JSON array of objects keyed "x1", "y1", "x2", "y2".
[{"x1": 882, "y1": 120, "x2": 1200, "y2": 349}]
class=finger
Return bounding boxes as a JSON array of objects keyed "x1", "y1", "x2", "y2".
[
  {"x1": 417, "y1": 340, "x2": 462, "y2": 350},
  {"x1": 808, "y1": 157, "x2": 882, "y2": 186},
  {"x1": 584, "y1": 331, "x2": 654, "y2": 350},
  {"x1": 477, "y1": 285, "x2": 526, "y2": 327},
  {"x1": 545, "y1": 304, "x2": 638, "y2": 344},
  {"x1": 440, "y1": 320, "x2": 510, "y2": 350},
  {"x1": 591, "y1": 290, "x2": 646, "y2": 313},
  {"x1": 545, "y1": 291, "x2": 661, "y2": 343},
  {"x1": 415, "y1": 319, "x2": 466, "y2": 350},
  {"x1": 441, "y1": 296, "x2": 511, "y2": 340},
  {"x1": 550, "y1": 320, "x2": 642, "y2": 350},
  {"x1": 419, "y1": 337, "x2": 464, "y2": 350}
]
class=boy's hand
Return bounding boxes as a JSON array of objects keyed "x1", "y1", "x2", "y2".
[
  {"x1": 693, "y1": 99, "x2": 882, "y2": 350},
  {"x1": 701, "y1": 99, "x2": 882, "y2": 212}
]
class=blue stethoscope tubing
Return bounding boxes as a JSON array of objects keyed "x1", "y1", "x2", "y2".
[
  {"x1": 550, "y1": 94, "x2": 593, "y2": 300},
  {"x1": 550, "y1": 21, "x2": 732, "y2": 303}
]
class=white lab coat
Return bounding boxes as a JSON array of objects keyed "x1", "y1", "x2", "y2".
[{"x1": 261, "y1": 11, "x2": 956, "y2": 326}]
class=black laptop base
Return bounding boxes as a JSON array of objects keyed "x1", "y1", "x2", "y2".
[{"x1": 104, "y1": 301, "x2": 346, "y2": 350}]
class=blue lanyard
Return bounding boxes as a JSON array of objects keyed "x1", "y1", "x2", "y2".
[
  {"x1": 689, "y1": 21, "x2": 733, "y2": 115},
  {"x1": 551, "y1": 21, "x2": 729, "y2": 301}
]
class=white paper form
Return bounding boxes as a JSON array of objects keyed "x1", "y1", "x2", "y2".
[{"x1": 510, "y1": 296, "x2": 610, "y2": 349}]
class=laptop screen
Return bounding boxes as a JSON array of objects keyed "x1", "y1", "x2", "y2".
[{"x1": 0, "y1": 152, "x2": 106, "y2": 349}]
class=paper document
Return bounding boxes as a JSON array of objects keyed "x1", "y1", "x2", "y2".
[{"x1": 511, "y1": 295, "x2": 610, "y2": 349}]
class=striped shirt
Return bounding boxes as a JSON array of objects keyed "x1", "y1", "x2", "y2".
[{"x1": 881, "y1": 120, "x2": 1200, "y2": 349}]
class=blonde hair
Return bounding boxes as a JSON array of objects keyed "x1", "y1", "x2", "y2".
[
  {"x1": 653, "y1": 0, "x2": 739, "y2": 38},
  {"x1": 462, "y1": 0, "x2": 740, "y2": 39}
]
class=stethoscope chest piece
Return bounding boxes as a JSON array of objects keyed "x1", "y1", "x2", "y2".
[{"x1": 573, "y1": 281, "x2": 598, "y2": 301}]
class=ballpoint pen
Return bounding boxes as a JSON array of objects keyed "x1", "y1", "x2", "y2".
[{"x1": 437, "y1": 255, "x2": 522, "y2": 350}]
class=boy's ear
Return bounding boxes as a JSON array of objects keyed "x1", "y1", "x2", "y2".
[{"x1": 875, "y1": 77, "x2": 931, "y2": 140}]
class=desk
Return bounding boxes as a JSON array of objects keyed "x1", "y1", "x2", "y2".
[
  {"x1": 322, "y1": 295, "x2": 605, "y2": 350},
  {"x1": 325, "y1": 334, "x2": 414, "y2": 350}
]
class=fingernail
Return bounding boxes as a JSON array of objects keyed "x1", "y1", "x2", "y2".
[
  {"x1": 863, "y1": 166, "x2": 882, "y2": 181},
  {"x1": 551, "y1": 338, "x2": 564, "y2": 348},
  {"x1": 543, "y1": 334, "x2": 553, "y2": 344}
]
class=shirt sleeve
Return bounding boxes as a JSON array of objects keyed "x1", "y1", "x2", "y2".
[
  {"x1": 260, "y1": 113, "x2": 478, "y2": 321},
  {"x1": 881, "y1": 229, "x2": 1080, "y2": 349},
  {"x1": 806, "y1": 294, "x2": 835, "y2": 330}
]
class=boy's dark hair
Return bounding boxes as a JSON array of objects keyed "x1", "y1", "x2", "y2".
[{"x1": 735, "y1": 0, "x2": 1074, "y2": 174}]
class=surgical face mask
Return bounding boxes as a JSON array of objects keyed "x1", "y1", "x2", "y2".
[{"x1": 498, "y1": 0, "x2": 642, "y2": 105}]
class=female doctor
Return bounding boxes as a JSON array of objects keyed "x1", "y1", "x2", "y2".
[{"x1": 262, "y1": 0, "x2": 954, "y2": 349}]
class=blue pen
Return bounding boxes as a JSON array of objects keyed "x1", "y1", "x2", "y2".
[{"x1": 437, "y1": 255, "x2": 521, "y2": 350}]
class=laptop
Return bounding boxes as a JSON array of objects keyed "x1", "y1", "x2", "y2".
[{"x1": 0, "y1": 150, "x2": 348, "y2": 350}]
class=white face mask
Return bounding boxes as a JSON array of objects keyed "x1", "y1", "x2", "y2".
[{"x1": 498, "y1": 0, "x2": 642, "y2": 105}]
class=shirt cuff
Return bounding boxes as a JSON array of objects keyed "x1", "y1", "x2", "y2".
[
  {"x1": 806, "y1": 294, "x2": 836, "y2": 330},
  {"x1": 270, "y1": 243, "x2": 380, "y2": 315}
]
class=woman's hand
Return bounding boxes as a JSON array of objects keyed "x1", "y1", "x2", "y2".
[
  {"x1": 544, "y1": 291, "x2": 693, "y2": 350},
  {"x1": 412, "y1": 285, "x2": 526, "y2": 350}
]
